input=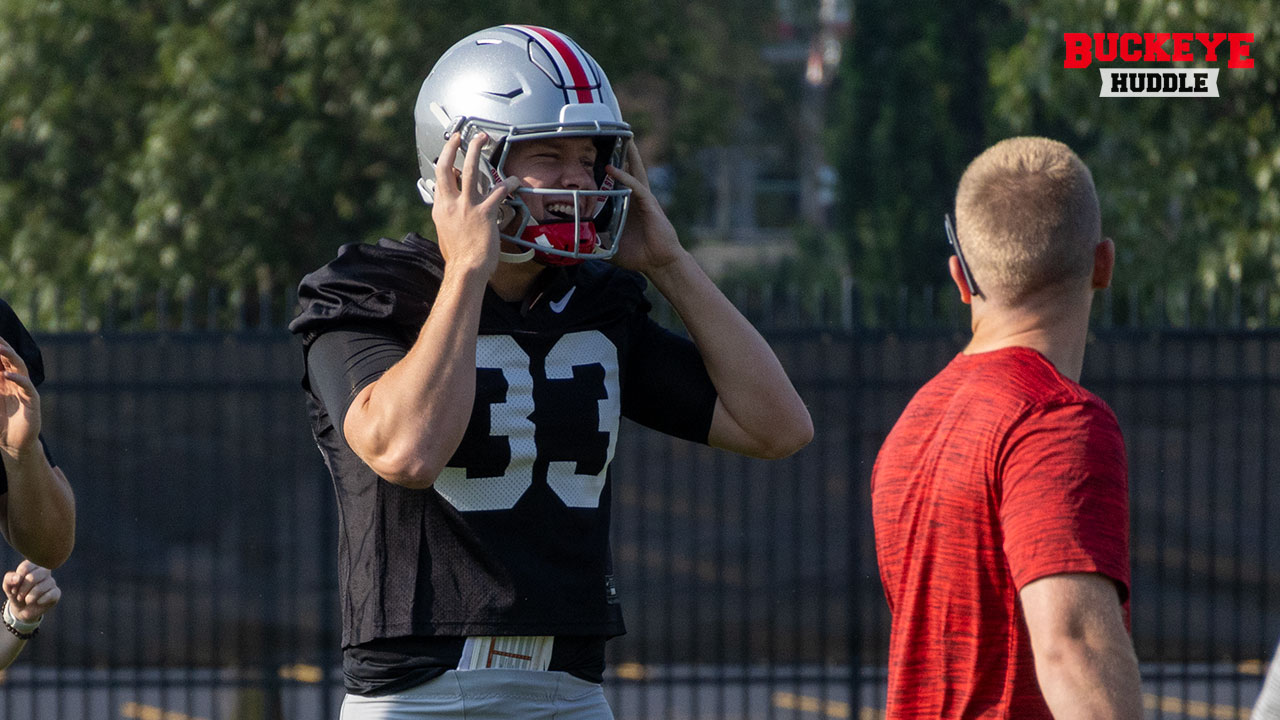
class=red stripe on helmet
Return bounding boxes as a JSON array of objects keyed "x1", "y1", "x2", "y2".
[{"x1": 520, "y1": 26, "x2": 595, "y2": 104}]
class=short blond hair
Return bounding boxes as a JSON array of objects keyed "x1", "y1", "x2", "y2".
[{"x1": 955, "y1": 137, "x2": 1101, "y2": 303}]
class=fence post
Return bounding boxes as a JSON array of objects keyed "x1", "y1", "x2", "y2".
[
  {"x1": 259, "y1": 288, "x2": 273, "y2": 331},
  {"x1": 283, "y1": 284, "x2": 299, "y2": 330},
  {"x1": 27, "y1": 289, "x2": 38, "y2": 330},
  {"x1": 208, "y1": 287, "x2": 222, "y2": 330},
  {"x1": 78, "y1": 287, "x2": 88, "y2": 331},
  {"x1": 922, "y1": 285, "x2": 936, "y2": 328},
  {"x1": 181, "y1": 287, "x2": 195, "y2": 332},
  {"x1": 840, "y1": 275, "x2": 855, "y2": 332},
  {"x1": 1176, "y1": 285, "x2": 1190, "y2": 328},
  {"x1": 232, "y1": 286, "x2": 247, "y2": 332},
  {"x1": 105, "y1": 289, "x2": 118, "y2": 333},
  {"x1": 156, "y1": 287, "x2": 169, "y2": 331},
  {"x1": 761, "y1": 282, "x2": 775, "y2": 330},
  {"x1": 1231, "y1": 278, "x2": 1243, "y2": 328}
]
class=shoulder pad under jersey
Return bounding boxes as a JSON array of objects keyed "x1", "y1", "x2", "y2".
[{"x1": 289, "y1": 234, "x2": 444, "y2": 340}]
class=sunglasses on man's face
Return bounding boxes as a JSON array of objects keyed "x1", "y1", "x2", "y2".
[{"x1": 944, "y1": 213, "x2": 982, "y2": 298}]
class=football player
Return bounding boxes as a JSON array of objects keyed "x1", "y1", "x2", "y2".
[
  {"x1": 0, "y1": 559, "x2": 60, "y2": 668},
  {"x1": 290, "y1": 24, "x2": 812, "y2": 718},
  {"x1": 0, "y1": 299, "x2": 75, "y2": 570}
]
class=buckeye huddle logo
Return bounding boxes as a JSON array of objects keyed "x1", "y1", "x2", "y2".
[{"x1": 1064, "y1": 32, "x2": 1254, "y2": 97}]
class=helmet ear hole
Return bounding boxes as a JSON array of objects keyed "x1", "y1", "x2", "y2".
[{"x1": 497, "y1": 203, "x2": 517, "y2": 228}]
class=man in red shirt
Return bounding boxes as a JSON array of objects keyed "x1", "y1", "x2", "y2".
[{"x1": 871, "y1": 137, "x2": 1142, "y2": 719}]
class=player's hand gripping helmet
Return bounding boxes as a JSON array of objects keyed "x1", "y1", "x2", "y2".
[{"x1": 414, "y1": 25, "x2": 633, "y2": 265}]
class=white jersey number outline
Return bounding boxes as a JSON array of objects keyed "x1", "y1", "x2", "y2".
[{"x1": 433, "y1": 331, "x2": 620, "y2": 511}]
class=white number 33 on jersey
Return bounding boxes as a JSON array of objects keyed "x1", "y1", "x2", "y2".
[{"x1": 434, "y1": 331, "x2": 620, "y2": 512}]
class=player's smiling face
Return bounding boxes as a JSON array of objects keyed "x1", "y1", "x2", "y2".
[{"x1": 503, "y1": 137, "x2": 600, "y2": 224}]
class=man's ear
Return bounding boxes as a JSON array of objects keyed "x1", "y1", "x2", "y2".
[
  {"x1": 949, "y1": 256, "x2": 974, "y2": 305},
  {"x1": 1092, "y1": 238, "x2": 1115, "y2": 290}
]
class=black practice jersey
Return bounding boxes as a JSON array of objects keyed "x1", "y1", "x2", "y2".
[
  {"x1": 0, "y1": 298, "x2": 55, "y2": 494},
  {"x1": 290, "y1": 234, "x2": 717, "y2": 651}
]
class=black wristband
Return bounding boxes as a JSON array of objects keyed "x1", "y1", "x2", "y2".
[{"x1": 3, "y1": 620, "x2": 37, "y2": 640}]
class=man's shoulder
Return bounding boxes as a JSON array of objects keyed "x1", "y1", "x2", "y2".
[
  {"x1": 948, "y1": 347, "x2": 1110, "y2": 412},
  {"x1": 0, "y1": 296, "x2": 27, "y2": 338},
  {"x1": 289, "y1": 234, "x2": 444, "y2": 337},
  {"x1": 996, "y1": 349, "x2": 1119, "y2": 428},
  {"x1": 890, "y1": 348, "x2": 1119, "y2": 447},
  {"x1": 955, "y1": 350, "x2": 1124, "y2": 462}
]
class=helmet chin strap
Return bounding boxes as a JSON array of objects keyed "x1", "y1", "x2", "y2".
[
  {"x1": 499, "y1": 246, "x2": 535, "y2": 263},
  {"x1": 498, "y1": 212, "x2": 536, "y2": 263}
]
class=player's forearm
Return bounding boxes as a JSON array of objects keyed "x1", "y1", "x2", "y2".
[
  {"x1": 344, "y1": 264, "x2": 489, "y2": 487},
  {"x1": 1035, "y1": 633, "x2": 1142, "y2": 720},
  {"x1": 1, "y1": 453, "x2": 74, "y2": 568},
  {"x1": 645, "y1": 251, "x2": 812, "y2": 458},
  {"x1": 0, "y1": 632, "x2": 23, "y2": 670}
]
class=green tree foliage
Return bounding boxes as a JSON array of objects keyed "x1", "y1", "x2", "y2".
[
  {"x1": 827, "y1": 0, "x2": 1015, "y2": 290},
  {"x1": 0, "y1": 0, "x2": 769, "y2": 320},
  {"x1": 11, "y1": 1, "x2": 1272, "y2": 321},
  {"x1": 828, "y1": 0, "x2": 1278, "y2": 314},
  {"x1": 989, "y1": 0, "x2": 1279, "y2": 310}
]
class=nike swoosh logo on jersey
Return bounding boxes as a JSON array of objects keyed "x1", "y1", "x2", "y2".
[{"x1": 549, "y1": 286, "x2": 576, "y2": 313}]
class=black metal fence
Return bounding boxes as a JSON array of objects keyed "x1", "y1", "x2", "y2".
[{"x1": 0, "y1": 282, "x2": 1275, "y2": 719}]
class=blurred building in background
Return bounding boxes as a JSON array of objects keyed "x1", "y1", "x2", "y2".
[{"x1": 688, "y1": 0, "x2": 849, "y2": 277}]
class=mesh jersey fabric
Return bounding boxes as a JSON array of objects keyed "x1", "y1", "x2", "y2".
[
  {"x1": 870, "y1": 346, "x2": 1130, "y2": 719},
  {"x1": 290, "y1": 235, "x2": 717, "y2": 692}
]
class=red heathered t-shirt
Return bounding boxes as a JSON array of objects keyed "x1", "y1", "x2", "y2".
[{"x1": 870, "y1": 346, "x2": 1130, "y2": 719}]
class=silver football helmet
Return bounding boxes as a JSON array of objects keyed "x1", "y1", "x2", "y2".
[{"x1": 414, "y1": 25, "x2": 633, "y2": 264}]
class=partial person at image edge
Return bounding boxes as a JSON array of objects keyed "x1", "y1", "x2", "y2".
[
  {"x1": 0, "y1": 298, "x2": 75, "y2": 570},
  {"x1": 1256, "y1": 639, "x2": 1280, "y2": 719},
  {"x1": 0, "y1": 559, "x2": 61, "y2": 668}
]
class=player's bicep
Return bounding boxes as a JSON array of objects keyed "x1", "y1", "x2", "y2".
[
  {"x1": 306, "y1": 328, "x2": 408, "y2": 442},
  {"x1": 621, "y1": 317, "x2": 717, "y2": 444}
]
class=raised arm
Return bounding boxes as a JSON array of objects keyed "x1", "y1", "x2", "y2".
[
  {"x1": 605, "y1": 146, "x2": 812, "y2": 459},
  {"x1": 340, "y1": 132, "x2": 517, "y2": 488},
  {"x1": 0, "y1": 338, "x2": 74, "y2": 569},
  {"x1": 1020, "y1": 573, "x2": 1142, "y2": 720}
]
